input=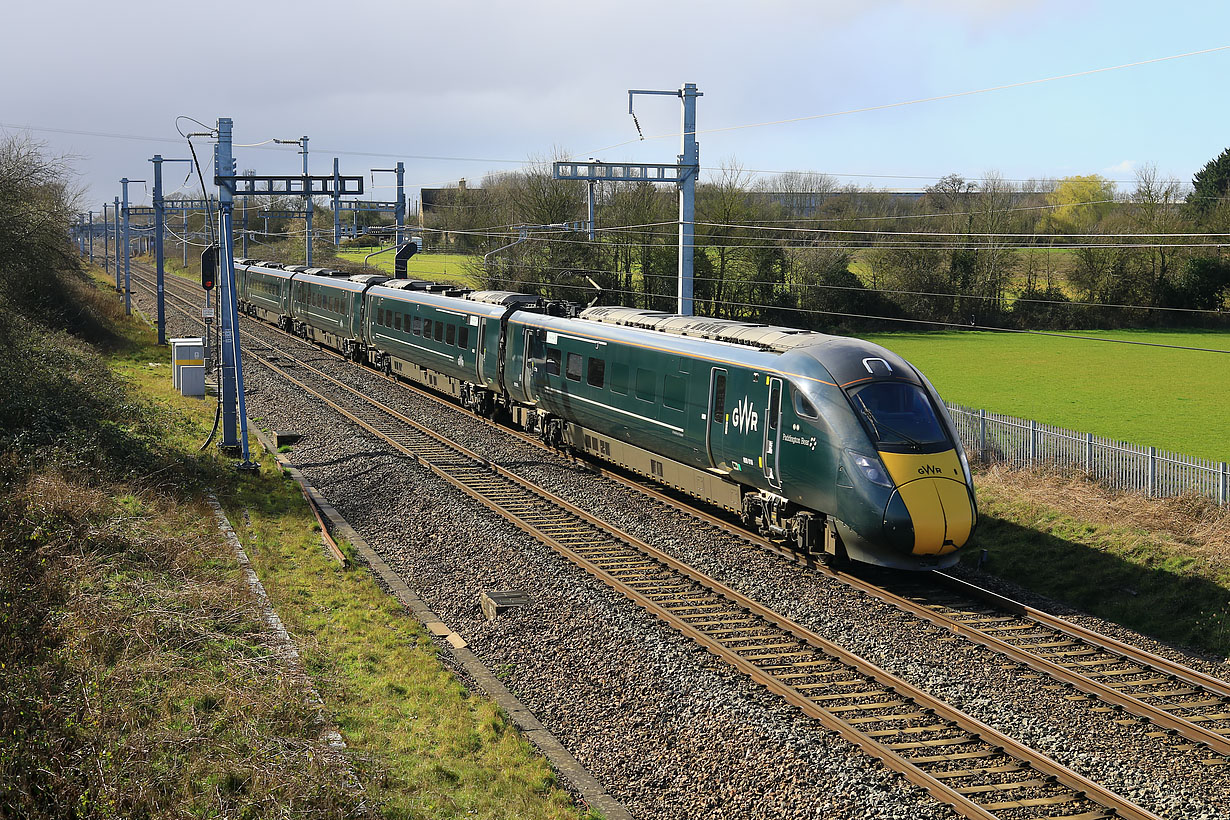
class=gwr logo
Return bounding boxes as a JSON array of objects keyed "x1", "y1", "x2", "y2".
[
  {"x1": 917, "y1": 464, "x2": 942, "y2": 476},
  {"x1": 731, "y1": 396, "x2": 759, "y2": 434}
]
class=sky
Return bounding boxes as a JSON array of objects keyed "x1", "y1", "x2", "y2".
[{"x1": 7, "y1": 0, "x2": 1230, "y2": 212}]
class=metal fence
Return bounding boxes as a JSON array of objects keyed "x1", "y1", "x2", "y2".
[{"x1": 945, "y1": 402, "x2": 1229, "y2": 506}]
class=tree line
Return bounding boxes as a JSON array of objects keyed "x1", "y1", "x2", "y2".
[{"x1": 424, "y1": 153, "x2": 1230, "y2": 332}]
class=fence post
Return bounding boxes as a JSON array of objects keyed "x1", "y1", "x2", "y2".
[
  {"x1": 1085, "y1": 433, "x2": 1093, "y2": 475},
  {"x1": 978, "y1": 408, "x2": 987, "y2": 464},
  {"x1": 1029, "y1": 420, "x2": 1037, "y2": 466},
  {"x1": 1147, "y1": 446, "x2": 1156, "y2": 497},
  {"x1": 1220, "y1": 462, "x2": 1227, "y2": 506}
]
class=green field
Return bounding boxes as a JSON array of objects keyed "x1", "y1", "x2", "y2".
[
  {"x1": 862, "y1": 329, "x2": 1230, "y2": 461},
  {"x1": 335, "y1": 249, "x2": 480, "y2": 287}
]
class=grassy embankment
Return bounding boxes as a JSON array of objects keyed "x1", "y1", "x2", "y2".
[
  {"x1": 971, "y1": 464, "x2": 1230, "y2": 659},
  {"x1": 0, "y1": 262, "x2": 594, "y2": 819}
]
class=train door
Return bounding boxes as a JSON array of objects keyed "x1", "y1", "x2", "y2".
[
  {"x1": 762, "y1": 377, "x2": 783, "y2": 489},
  {"x1": 706, "y1": 367, "x2": 728, "y2": 467},
  {"x1": 476, "y1": 318, "x2": 487, "y2": 384},
  {"x1": 525, "y1": 327, "x2": 539, "y2": 389}
]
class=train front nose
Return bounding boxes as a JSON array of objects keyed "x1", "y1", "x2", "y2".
[{"x1": 879, "y1": 451, "x2": 975, "y2": 556}]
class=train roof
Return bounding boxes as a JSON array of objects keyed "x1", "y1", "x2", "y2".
[
  {"x1": 295, "y1": 272, "x2": 371, "y2": 292},
  {"x1": 579, "y1": 306, "x2": 836, "y2": 354},
  {"x1": 465, "y1": 290, "x2": 546, "y2": 307}
]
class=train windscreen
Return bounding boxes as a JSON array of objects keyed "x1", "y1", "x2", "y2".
[{"x1": 848, "y1": 382, "x2": 949, "y2": 450}]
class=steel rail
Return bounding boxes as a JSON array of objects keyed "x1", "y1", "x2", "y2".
[
  {"x1": 134, "y1": 262, "x2": 1230, "y2": 759},
  {"x1": 241, "y1": 342, "x2": 1159, "y2": 820}
]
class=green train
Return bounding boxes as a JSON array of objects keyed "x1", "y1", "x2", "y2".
[{"x1": 237, "y1": 260, "x2": 976, "y2": 570}]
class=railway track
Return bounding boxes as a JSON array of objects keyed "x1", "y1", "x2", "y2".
[
  {"x1": 135, "y1": 265, "x2": 1230, "y2": 750},
  {"x1": 134, "y1": 263, "x2": 1230, "y2": 758},
  {"x1": 125, "y1": 263, "x2": 1176, "y2": 819}
]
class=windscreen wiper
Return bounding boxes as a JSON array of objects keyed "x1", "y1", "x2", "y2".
[{"x1": 857, "y1": 397, "x2": 922, "y2": 451}]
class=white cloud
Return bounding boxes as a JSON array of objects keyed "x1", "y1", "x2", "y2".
[{"x1": 1104, "y1": 159, "x2": 1137, "y2": 175}]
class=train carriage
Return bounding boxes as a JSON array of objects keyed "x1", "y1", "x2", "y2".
[
  {"x1": 363, "y1": 283, "x2": 498, "y2": 400},
  {"x1": 236, "y1": 261, "x2": 295, "y2": 328},
  {"x1": 506, "y1": 306, "x2": 976, "y2": 569},
  {"x1": 288, "y1": 271, "x2": 370, "y2": 358}
]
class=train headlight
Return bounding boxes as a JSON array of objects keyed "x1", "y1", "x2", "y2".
[{"x1": 848, "y1": 451, "x2": 893, "y2": 488}]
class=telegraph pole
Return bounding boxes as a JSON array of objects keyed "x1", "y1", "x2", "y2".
[
  {"x1": 332, "y1": 157, "x2": 342, "y2": 247},
  {"x1": 113, "y1": 196, "x2": 121, "y2": 292},
  {"x1": 395, "y1": 161, "x2": 406, "y2": 246},
  {"x1": 276, "y1": 136, "x2": 311, "y2": 264},
  {"x1": 677, "y1": 83, "x2": 700, "y2": 316},
  {"x1": 213, "y1": 117, "x2": 254, "y2": 466},
  {"x1": 120, "y1": 178, "x2": 144, "y2": 316},
  {"x1": 152, "y1": 159, "x2": 166, "y2": 342},
  {"x1": 556, "y1": 83, "x2": 701, "y2": 315}
]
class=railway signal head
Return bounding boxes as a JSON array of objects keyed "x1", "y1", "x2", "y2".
[{"x1": 201, "y1": 244, "x2": 219, "y2": 290}]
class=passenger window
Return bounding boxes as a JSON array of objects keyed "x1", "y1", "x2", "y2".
[
  {"x1": 587, "y1": 358, "x2": 605, "y2": 388},
  {"x1": 635, "y1": 368, "x2": 655, "y2": 402},
  {"x1": 610, "y1": 363, "x2": 628, "y2": 394},
  {"x1": 458, "y1": 327, "x2": 469, "y2": 349},
  {"x1": 566, "y1": 352, "x2": 582, "y2": 381},
  {"x1": 423, "y1": 319, "x2": 432, "y2": 338},
  {"x1": 394, "y1": 313, "x2": 402, "y2": 331},
  {"x1": 446, "y1": 324, "x2": 456, "y2": 346},
  {"x1": 434, "y1": 322, "x2": 443, "y2": 342},
  {"x1": 377, "y1": 307, "x2": 385, "y2": 326},
  {"x1": 412, "y1": 316, "x2": 422, "y2": 336},
  {"x1": 545, "y1": 348, "x2": 561, "y2": 376},
  {"x1": 664, "y1": 375, "x2": 686, "y2": 411},
  {"x1": 792, "y1": 387, "x2": 819, "y2": 419}
]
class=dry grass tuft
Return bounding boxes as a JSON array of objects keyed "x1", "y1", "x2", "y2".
[
  {"x1": 0, "y1": 472, "x2": 373, "y2": 819},
  {"x1": 977, "y1": 462, "x2": 1230, "y2": 567}
]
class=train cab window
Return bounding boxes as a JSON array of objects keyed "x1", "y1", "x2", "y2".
[
  {"x1": 458, "y1": 327, "x2": 469, "y2": 349},
  {"x1": 434, "y1": 322, "x2": 444, "y2": 342},
  {"x1": 545, "y1": 348, "x2": 561, "y2": 376},
  {"x1": 394, "y1": 313, "x2": 402, "y2": 331},
  {"x1": 792, "y1": 387, "x2": 819, "y2": 419},
  {"x1": 565, "y1": 352, "x2": 582, "y2": 381},
  {"x1": 610, "y1": 363, "x2": 628, "y2": 394},
  {"x1": 848, "y1": 382, "x2": 949, "y2": 450},
  {"x1": 446, "y1": 324, "x2": 456, "y2": 346},
  {"x1": 586, "y1": 357, "x2": 605, "y2": 388},
  {"x1": 423, "y1": 319, "x2": 432, "y2": 339},
  {"x1": 635, "y1": 368, "x2": 655, "y2": 402},
  {"x1": 663, "y1": 375, "x2": 686, "y2": 411},
  {"x1": 412, "y1": 316, "x2": 422, "y2": 336}
]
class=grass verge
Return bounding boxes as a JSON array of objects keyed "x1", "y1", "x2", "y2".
[{"x1": 970, "y1": 463, "x2": 1230, "y2": 659}]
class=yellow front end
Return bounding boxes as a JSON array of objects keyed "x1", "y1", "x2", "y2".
[{"x1": 878, "y1": 450, "x2": 975, "y2": 556}]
